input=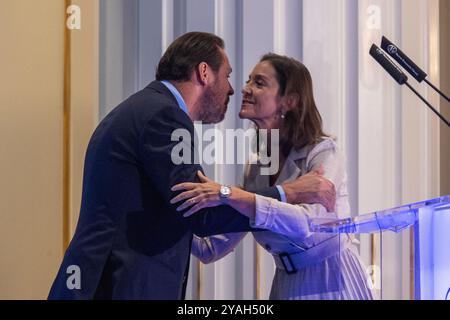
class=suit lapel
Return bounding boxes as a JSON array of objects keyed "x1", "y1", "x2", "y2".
[{"x1": 274, "y1": 146, "x2": 309, "y2": 185}]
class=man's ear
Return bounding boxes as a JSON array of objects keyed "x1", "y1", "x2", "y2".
[
  {"x1": 195, "y1": 62, "x2": 209, "y2": 86},
  {"x1": 281, "y1": 93, "x2": 299, "y2": 113}
]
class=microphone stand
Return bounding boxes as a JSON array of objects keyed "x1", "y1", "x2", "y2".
[
  {"x1": 423, "y1": 79, "x2": 450, "y2": 103},
  {"x1": 405, "y1": 82, "x2": 450, "y2": 127},
  {"x1": 370, "y1": 43, "x2": 450, "y2": 128}
]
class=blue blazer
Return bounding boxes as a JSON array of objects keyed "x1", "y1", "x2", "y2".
[{"x1": 48, "y1": 81, "x2": 280, "y2": 300}]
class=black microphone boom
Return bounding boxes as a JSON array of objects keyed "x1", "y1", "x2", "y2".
[
  {"x1": 381, "y1": 36, "x2": 450, "y2": 102},
  {"x1": 369, "y1": 44, "x2": 408, "y2": 85},
  {"x1": 405, "y1": 82, "x2": 450, "y2": 127},
  {"x1": 370, "y1": 44, "x2": 449, "y2": 127},
  {"x1": 381, "y1": 36, "x2": 427, "y2": 82}
]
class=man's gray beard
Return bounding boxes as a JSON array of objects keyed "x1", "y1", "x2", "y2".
[{"x1": 196, "y1": 86, "x2": 225, "y2": 124}]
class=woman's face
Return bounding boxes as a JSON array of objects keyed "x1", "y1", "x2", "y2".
[{"x1": 239, "y1": 61, "x2": 283, "y2": 129}]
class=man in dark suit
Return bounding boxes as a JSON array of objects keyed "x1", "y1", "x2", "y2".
[{"x1": 48, "y1": 32, "x2": 335, "y2": 299}]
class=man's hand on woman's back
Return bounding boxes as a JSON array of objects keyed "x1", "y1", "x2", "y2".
[{"x1": 281, "y1": 167, "x2": 336, "y2": 212}]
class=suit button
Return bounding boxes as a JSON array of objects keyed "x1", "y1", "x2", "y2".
[{"x1": 265, "y1": 244, "x2": 271, "y2": 251}]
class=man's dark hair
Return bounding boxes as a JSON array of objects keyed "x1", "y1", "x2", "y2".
[{"x1": 156, "y1": 32, "x2": 225, "y2": 82}]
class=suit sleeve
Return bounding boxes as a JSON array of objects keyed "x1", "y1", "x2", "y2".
[{"x1": 139, "y1": 105, "x2": 279, "y2": 237}]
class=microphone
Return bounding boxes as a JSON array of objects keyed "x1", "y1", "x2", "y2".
[
  {"x1": 369, "y1": 44, "x2": 408, "y2": 85},
  {"x1": 370, "y1": 44, "x2": 449, "y2": 127},
  {"x1": 381, "y1": 36, "x2": 450, "y2": 102},
  {"x1": 381, "y1": 36, "x2": 427, "y2": 82}
]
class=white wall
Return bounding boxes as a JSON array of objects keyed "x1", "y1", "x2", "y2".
[{"x1": 99, "y1": 0, "x2": 443, "y2": 300}]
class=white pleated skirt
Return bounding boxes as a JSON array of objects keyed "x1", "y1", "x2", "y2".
[{"x1": 269, "y1": 245, "x2": 375, "y2": 300}]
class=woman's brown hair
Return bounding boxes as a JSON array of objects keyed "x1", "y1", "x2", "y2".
[{"x1": 260, "y1": 53, "x2": 328, "y2": 156}]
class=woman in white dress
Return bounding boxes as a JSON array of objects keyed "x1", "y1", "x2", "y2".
[{"x1": 171, "y1": 53, "x2": 374, "y2": 300}]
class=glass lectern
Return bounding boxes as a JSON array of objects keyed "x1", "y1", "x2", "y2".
[{"x1": 310, "y1": 195, "x2": 450, "y2": 300}]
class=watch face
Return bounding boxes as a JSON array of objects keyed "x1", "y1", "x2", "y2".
[{"x1": 220, "y1": 185, "x2": 231, "y2": 198}]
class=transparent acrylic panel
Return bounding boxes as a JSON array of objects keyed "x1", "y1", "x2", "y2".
[{"x1": 311, "y1": 196, "x2": 450, "y2": 300}]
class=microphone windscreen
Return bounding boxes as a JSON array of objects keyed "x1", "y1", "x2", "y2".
[
  {"x1": 370, "y1": 44, "x2": 408, "y2": 85},
  {"x1": 381, "y1": 36, "x2": 427, "y2": 82}
]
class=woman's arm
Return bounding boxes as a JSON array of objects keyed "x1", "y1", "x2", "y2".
[
  {"x1": 171, "y1": 170, "x2": 323, "y2": 218},
  {"x1": 191, "y1": 232, "x2": 248, "y2": 264},
  {"x1": 171, "y1": 172, "x2": 328, "y2": 242},
  {"x1": 249, "y1": 195, "x2": 326, "y2": 241},
  {"x1": 170, "y1": 171, "x2": 257, "y2": 218},
  {"x1": 171, "y1": 139, "x2": 346, "y2": 240}
]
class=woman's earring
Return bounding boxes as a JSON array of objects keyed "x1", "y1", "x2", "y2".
[{"x1": 281, "y1": 114, "x2": 285, "y2": 119}]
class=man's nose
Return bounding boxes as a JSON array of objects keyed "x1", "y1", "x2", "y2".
[{"x1": 229, "y1": 84, "x2": 234, "y2": 96}]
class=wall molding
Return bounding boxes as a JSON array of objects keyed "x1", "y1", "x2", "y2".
[{"x1": 98, "y1": 0, "x2": 443, "y2": 300}]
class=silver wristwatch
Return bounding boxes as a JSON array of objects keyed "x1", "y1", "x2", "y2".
[{"x1": 219, "y1": 185, "x2": 232, "y2": 200}]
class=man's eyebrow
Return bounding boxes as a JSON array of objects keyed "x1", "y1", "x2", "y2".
[{"x1": 228, "y1": 68, "x2": 233, "y2": 74}]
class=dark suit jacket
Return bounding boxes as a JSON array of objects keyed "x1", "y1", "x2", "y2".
[{"x1": 48, "y1": 81, "x2": 280, "y2": 300}]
